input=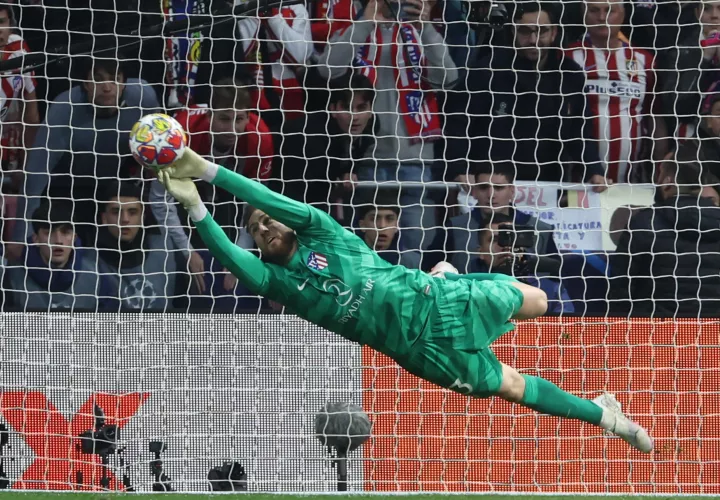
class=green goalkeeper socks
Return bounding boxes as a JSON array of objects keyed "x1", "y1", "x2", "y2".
[
  {"x1": 520, "y1": 374, "x2": 603, "y2": 425},
  {"x1": 445, "y1": 273, "x2": 519, "y2": 283}
]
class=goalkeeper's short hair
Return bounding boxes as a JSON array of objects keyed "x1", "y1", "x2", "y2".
[{"x1": 243, "y1": 205, "x2": 258, "y2": 230}]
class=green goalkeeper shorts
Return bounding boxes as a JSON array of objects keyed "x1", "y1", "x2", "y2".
[{"x1": 401, "y1": 279, "x2": 524, "y2": 399}]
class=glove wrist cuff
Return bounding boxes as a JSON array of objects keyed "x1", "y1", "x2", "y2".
[
  {"x1": 199, "y1": 161, "x2": 219, "y2": 183},
  {"x1": 187, "y1": 203, "x2": 208, "y2": 222}
]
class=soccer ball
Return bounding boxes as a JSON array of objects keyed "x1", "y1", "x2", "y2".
[{"x1": 129, "y1": 113, "x2": 187, "y2": 171}]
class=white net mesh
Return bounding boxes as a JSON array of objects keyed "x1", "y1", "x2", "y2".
[{"x1": 0, "y1": 0, "x2": 717, "y2": 494}]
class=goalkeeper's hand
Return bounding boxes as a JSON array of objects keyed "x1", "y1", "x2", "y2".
[
  {"x1": 158, "y1": 170, "x2": 202, "y2": 209},
  {"x1": 165, "y1": 147, "x2": 208, "y2": 179}
]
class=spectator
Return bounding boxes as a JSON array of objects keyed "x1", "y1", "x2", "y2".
[
  {"x1": 692, "y1": 92, "x2": 720, "y2": 178},
  {"x1": 429, "y1": 0, "x2": 477, "y2": 75},
  {"x1": 0, "y1": 3, "x2": 39, "y2": 175},
  {"x1": 472, "y1": 214, "x2": 574, "y2": 315},
  {"x1": 2, "y1": 200, "x2": 113, "y2": 311},
  {"x1": 357, "y1": 191, "x2": 421, "y2": 269},
  {"x1": 40, "y1": 153, "x2": 142, "y2": 247},
  {"x1": 10, "y1": 56, "x2": 160, "y2": 259},
  {"x1": 567, "y1": 0, "x2": 668, "y2": 183},
  {"x1": 626, "y1": 0, "x2": 698, "y2": 54},
  {"x1": 446, "y1": 162, "x2": 557, "y2": 274},
  {"x1": 236, "y1": 1, "x2": 314, "y2": 130},
  {"x1": 308, "y1": 0, "x2": 355, "y2": 50},
  {"x1": 150, "y1": 77, "x2": 273, "y2": 294},
  {"x1": 93, "y1": 180, "x2": 191, "y2": 312},
  {"x1": 318, "y1": 0, "x2": 459, "y2": 250},
  {"x1": 655, "y1": 0, "x2": 720, "y2": 140},
  {"x1": 445, "y1": 2, "x2": 606, "y2": 188},
  {"x1": 608, "y1": 145, "x2": 720, "y2": 244},
  {"x1": 610, "y1": 158, "x2": 720, "y2": 317},
  {"x1": 278, "y1": 73, "x2": 375, "y2": 215}
]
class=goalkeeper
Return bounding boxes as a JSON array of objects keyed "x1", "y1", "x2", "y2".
[{"x1": 158, "y1": 149, "x2": 653, "y2": 454}]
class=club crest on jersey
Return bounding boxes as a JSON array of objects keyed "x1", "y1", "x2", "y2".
[
  {"x1": 307, "y1": 251, "x2": 328, "y2": 271},
  {"x1": 626, "y1": 59, "x2": 639, "y2": 78}
]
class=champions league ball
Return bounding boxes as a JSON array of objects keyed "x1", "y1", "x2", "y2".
[{"x1": 129, "y1": 113, "x2": 187, "y2": 171}]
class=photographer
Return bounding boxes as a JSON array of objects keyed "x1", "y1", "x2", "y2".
[
  {"x1": 446, "y1": 162, "x2": 557, "y2": 274},
  {"x1": 473, "y1": 214, "x2": 574, "y2": 315}
]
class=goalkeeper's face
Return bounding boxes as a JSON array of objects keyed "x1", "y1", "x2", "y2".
[{"x1": 247, "y1": 209, "x2": 297, "y2": 264}]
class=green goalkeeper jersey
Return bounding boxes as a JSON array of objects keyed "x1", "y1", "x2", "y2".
[{"x1": 193, "y1": 166, "x2": 438, "y2": 358}]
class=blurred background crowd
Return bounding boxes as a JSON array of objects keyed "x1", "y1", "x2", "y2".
[{"x1": 0, "y1": 0, "x2": 718, "y2": 317}]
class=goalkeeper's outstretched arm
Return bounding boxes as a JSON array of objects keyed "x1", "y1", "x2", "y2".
[
  {"x1": 189, "y1": 205, "x2": 270, "y2": 295},
  {"x1": 158, "y1": 171, "x2": 271, "y2": 294},
  {"x1": 198, "y1": 159, "x2": 315, "y2": 232}
]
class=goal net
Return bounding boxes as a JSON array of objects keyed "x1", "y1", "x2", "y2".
[{"x1": 0, "y1": 0, "x2": 717, "y2": 494}]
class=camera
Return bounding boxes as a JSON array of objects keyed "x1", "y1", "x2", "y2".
[
  {"x1": 486, "y1": 2, "x2": 508, "y2": 29},
  {"x1": 464, "y1": 0, "x2": 509, "y2": 30},
  {"x1": 496, "y1": 223, "x2": 535, "y2": 249},
  {"x1": 75, "y1": 404, "x2": 132, "y2": 490},
  {"x1": 77, "y1": 410, "x2": 118, "y2": 457},
  {"x1": 491, "y1": 224, "x2": 538, "y2": 276}
]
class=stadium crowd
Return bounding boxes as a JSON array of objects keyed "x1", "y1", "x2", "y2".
[{"x1": 0, "y1": 0, "x2": 719, "y2": 317}]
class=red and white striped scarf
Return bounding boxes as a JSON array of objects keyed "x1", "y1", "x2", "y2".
[{"x1": 354, "y1": 23, "x2": 441, "y2": 143}]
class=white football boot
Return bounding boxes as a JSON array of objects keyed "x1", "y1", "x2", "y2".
[{"x1": 593, "y1": 393, "x2": 654, "y2": 453}]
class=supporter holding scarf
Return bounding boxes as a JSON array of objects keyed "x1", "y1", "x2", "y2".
[
  {"x1": 317, "y1": 0, "x2": 458, "y2": 251},
  {"x1": 353, "y1": 21, "x2": 442, "y2": 142}
]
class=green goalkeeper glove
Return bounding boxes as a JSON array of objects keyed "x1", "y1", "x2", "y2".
[
  {"x1": 165, "y1": 147, "x2": 209, "y2": 180},
  {"x1": 158, "y1": 170, "x2": 202, "y2": 209}
]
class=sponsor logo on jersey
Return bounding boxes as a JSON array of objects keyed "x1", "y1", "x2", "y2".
[
  {"x1": 307, "y1": 251, "x2": 328, "y2": 271},
  {"x1": 584, "y1": 80, "x2": 644, "y2": 99},
  {"x1": 339, "y1": 278, "x2": 375, "y2": 324}
]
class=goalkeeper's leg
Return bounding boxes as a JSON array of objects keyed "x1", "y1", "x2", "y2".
[{"x1": 497, "y1": 363, "x2": 653, "y2": 453}]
